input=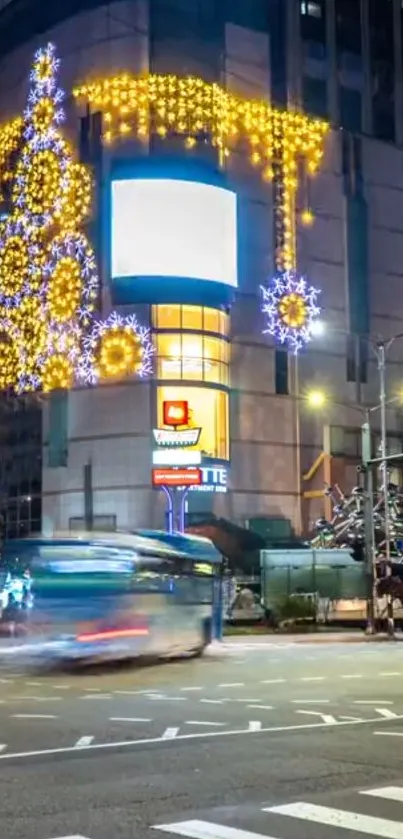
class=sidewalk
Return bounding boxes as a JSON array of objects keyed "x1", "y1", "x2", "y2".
[{"x1": 220, "y1": 631, "x2": 403, "y2": 645}]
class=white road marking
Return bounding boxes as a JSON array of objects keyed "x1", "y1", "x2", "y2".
[
  {"x1": 218, "y1": 683, "x2": 244, "y2": 688},
  {"x1": 52, "y1": 685, "x2": 71, "y2": 690},
  {"x1": 49, "y1": 835, "x2": 91, "y2": 839},
  {"x1": 379, "y1": 672, "x2": 401, "y2": 677},
  {"x1": 248, "y1": 705, "x2": 274, "y2": 711},
  {"x1": 113, "y1": 690, "x2": 144, "y2": 696},
  {"x1": 0, "y1": 678, "x2": 12, "y2": 683},
  {"x1": 291, "y1": 699, "x2": 330, "y2": 704},
  {"x1": 248, "y1": 721, "x2": 262, "y2": 731},
  {"x1": 83, "y1": 687, "x2": 101, "y2": 692},
  {"x1": 26, "y1": 681, "x2": 41, "y2": 686},
  {"x1": 81, "y1": 694, "x2": 112, "y2": 700},
  {"x1": 12, "y1": 713, "x2": 57, "y2": 719},
  {"x1": 154, "y1": 820, "x2": 278, "y2": 839},
  {"x1": 264, "y1": 801, "x2": 403, "y2": 837},
  {"x1": 235, "y1": 699, "x2": 261, "y2": 703},
  {"x1": 296, "y1": 710, "x2": 337, "y2": 724},
  {"x1": 374, "y1": 731, "x2": 403, "y2": 737},
  {"x1": 0, "y1": 745, "x2": 6, "y2": 752},
  {"x1": 185, "y1": 721, "x2": 225, "y2": 727},
  {"x1": 149, "y1": 695, "x2": 187, "y2": 702},
  {"x1": 1, "y1": 713, "x2": 402, "y2": 761},
  {"x1": 361, "y1": 786, "x2": 403, "y2": 802},
  {"x1": 353, "y1": 700, "x2": 394, "y2": 705},
  {"x1": 376, "y1": 708, "x2": 398, "y2": 719},
  {"x1": 261, "y1": 679, "x2": 285, "y2": 684},
  {"x1": 341, "y1": 674, "x2": 363, "y2": 679},
  {"x1": 299, "y1": 676, "x2": 325, "y2": 682},
  {"x1": 11, "y1": 695, "x2": 62, "y2": 702},
  {"x1": 109, "y1": 717, "x2": 152, "y2": 723},
  {"x1": 74, "y1": 736, "x2": 94, "y2": 748},
  {"x1": 162, "y1": 727, "x2": 179, "y2": 739},
  {"x1": 200, "y1": 699, "x2": 225, "y2": 705},
  {"x1": 180, "y1": 687, "x2": 202, "y2": 692}
]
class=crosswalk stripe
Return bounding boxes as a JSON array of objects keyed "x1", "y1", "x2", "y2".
[
  {"x1": 361, "y1": 786, "x2": 403, "y2": 802},
  {"x1": 264, "y1": 802, "x2": 403, "y2": 838},
  {"x1": 154, "y1": 820, "x2": 279, "y2": 839}
]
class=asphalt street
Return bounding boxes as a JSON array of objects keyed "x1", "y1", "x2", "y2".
[{"x1": 1, "y1": 638, "x2": 403, "y2": 838}]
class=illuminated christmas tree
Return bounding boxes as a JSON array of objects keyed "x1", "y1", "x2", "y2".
[{"x1": 0, "y1": 43, "x2": 152, "y2": 395}]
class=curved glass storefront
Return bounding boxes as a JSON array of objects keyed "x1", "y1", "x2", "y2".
[{"x1": 152, "y1": 304, "x2": 230, "y2": 462}]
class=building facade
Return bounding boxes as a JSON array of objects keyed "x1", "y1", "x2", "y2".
[{"x1": 0, "y1": 0, "x2": 402, "y2": 539}]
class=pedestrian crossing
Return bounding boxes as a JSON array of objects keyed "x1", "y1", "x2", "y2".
[{"x1": 152, "y1": 783, "x2": 403, "y2": 839}]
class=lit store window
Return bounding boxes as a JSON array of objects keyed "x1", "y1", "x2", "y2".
[
  {"x1": 156, "y1": 332, "x2": 229, "y2": 385},
  {"x1": 157, "y1": 386, "x2": 229, "y2": 461},
  {"x1": 152, "y1": 305, "x2": 230, "y2": 336}
]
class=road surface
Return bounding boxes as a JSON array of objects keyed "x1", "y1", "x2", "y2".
[{"x1": 1, "y1": 638, "x2": 403, "y2": 838}]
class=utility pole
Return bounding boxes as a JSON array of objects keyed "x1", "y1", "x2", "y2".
[{"x1": 377, "y1": 341, "x2": 394, "y2": 637}]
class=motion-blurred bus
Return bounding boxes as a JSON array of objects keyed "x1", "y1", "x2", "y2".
[{"x1": 0, "y1": 530, "x2": 222, "y2": 665}]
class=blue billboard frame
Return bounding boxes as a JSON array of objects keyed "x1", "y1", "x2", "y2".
[{"x1": 105, "y1": 157, "x2": 238, "y2": 307}]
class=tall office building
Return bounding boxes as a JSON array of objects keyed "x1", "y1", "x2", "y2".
[{"x1": 0, "y1": 0, "x2": 401, "y2": 539}]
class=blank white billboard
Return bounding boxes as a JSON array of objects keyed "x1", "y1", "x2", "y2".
[{"x1": 111, "y1": 178, "x2": 237, "y2": 288}]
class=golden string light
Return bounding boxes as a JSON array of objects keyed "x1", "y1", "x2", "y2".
[
  {"x1": 0, "y1": 332, "x2": 19, "y2": 391},
  {"x1": 31, "y1": 98, "x2": 55, "y2": 134},
  {"x1": 56, "y1": 162, "x2": 92, "y2": 231},
  {"x1": 72, "y1": 73, "x2": 328, "y2": 271},
  {"x1": 96, "y1": 328, "x2": 143, "y2": 380},
  {"x1": 47, "y1": 257, "x2": 82, "y2": 323},
  {"x1": 41, "y1": 354, "x2": 74, "y2": 392},
  {"x1": 278, "y1": 292, "x2": 308, "y2": 329},
  {"x1": 14, "y1": 148, "x2": 64, "y2": 219},
  {"x1": 0, "y1": 235, "x2": 29, "y2": 297}
]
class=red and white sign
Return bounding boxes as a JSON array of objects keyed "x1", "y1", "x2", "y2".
[
  {"x1": 152, "y1": 468, "x2": 202, "y2": 487},
  {"x1": 163, "y1": 400, "x2": 189, "y2": 427}
]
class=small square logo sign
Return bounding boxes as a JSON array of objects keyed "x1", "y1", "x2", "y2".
[{"x1": 163, "y1": 400, "x2": 189, "y2": 427}]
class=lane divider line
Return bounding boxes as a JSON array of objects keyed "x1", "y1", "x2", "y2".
[{"x1": 0, "y1": 711, "x2": 402, "y2": 761}]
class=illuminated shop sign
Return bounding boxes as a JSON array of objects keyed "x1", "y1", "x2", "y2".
[
  {"x1": 152, "y1": 468, "x2": 202, "y2": 487},
  {"x1": 190, "y1": 466, "x2": 228, "y2": 494},
  {"x1": 163, "y1": 400, "x2": 189, "y2": 426},
  {"x1": 152, "y1": 428, "x2": 201, "y2": 447},
  {"x1": 152, "y1": 449, "x2": 202, "y2": 466}
]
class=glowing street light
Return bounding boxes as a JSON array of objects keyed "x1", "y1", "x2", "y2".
[{"x1": 306, "y1": 389, "x2": 327, "y2": 408}]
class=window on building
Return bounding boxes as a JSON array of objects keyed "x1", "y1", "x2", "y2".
[
  {"x1": 335, "y1": 0, "x2": 362, "y2": 55},
  {"x1": 302, "y1": 76, "x2": 328, "y2": 118},
  {"x1": 157, "y1": 385, "x2": 229, "y2": 460},
  {"x1": 339, "y1": 87, "x2": 362, "y2": 133},
  {"x1": 152, "y1": 305, "x2": 230, "y2": 336},
  {"x1": 275, "y1": 349, "x2": 288, "y2": 395},
  {"x1": 156, "y1": 332, "x2": 230, "y2": 386},
  {"x1": 300, "y1": 0, "x2": 326, "y2": 43},
  {"x1": 369, "y1": 0, "x2": 395, "y2": 142},
  {"x1": 301, "y1": 2, "x2": 323, "y2": 19},
  {"x1": 225, "y1": 0, "x2": 269, "y2": 32}
]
